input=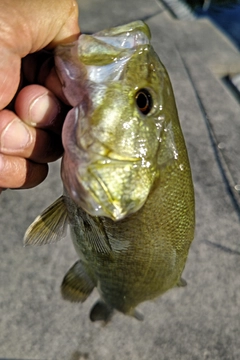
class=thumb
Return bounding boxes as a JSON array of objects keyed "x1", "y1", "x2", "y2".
[
  {"x1": 0, "y1": 50, "x2": 21, "y2": 110},
  {"x1": 0, "y1": 0, "x2": 80, "y2": 110}
]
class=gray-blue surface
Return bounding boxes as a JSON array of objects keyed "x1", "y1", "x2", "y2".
[{"x1": 1, "y1": 1, "x2": 240, "y2": 359}]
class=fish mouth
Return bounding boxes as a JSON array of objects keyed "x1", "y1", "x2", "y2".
[
  {"x1": 63, "y1": 131, "x2": 145, "y2": 221},
  {"x1": 98, "y1": 151, "x2": 140, "y2": 163}
]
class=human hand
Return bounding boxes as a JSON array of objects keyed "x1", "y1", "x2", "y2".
[{"x1": 0, "y1": 0, "x2": 80, "y2": 193}]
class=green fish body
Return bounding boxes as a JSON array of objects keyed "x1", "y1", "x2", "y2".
[{"x1": 24, "y1": 21, "x2": 195, "y2": 322}]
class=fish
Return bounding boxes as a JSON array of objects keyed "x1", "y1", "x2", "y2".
[{"x1": 24, "y1": 21, "x2": 195, "y2": 322}]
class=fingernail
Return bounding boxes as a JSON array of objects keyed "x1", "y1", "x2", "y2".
[
  {"x1": 0, "y1": 119, "x2": 31, "y2": 152},
  {"x1": 29, "y1": 92, "x2": 60, "y2": 126}
]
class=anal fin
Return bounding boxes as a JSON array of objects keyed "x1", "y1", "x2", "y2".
[
  {"x1": 61, "y1": 260, "x2": 95, "y2": 303},
  {"x1": 177, "y1": 277, "x2": 187, "y2": 287},
  {"x1": 89, "y1": 300, "x2": 113, "y2": 323}
]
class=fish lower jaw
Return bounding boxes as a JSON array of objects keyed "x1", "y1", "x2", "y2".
[
  {"x1": 82, "y1": 199, "x2": 128, "y2": 221},
  {"x1": 107, "y1": 204, "x2": 128, "y2": 221}
]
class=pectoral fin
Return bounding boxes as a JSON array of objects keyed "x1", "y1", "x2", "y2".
[
  {"x1": 24, "y1": 196, "x2": 68, "y2": 246},
  {"x1": 61, "y1": 260, "x2": 95, "y2": 303},
  {"x1": 89, "y1": 300, "x2": 113, "y2": 323}
]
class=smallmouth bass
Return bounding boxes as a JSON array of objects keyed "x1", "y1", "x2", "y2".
[{"x1": 24, "y1": 21, "x2": 195, "y2": 322}]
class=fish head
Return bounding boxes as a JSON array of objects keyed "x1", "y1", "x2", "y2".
[{"x1": 55, "y1": 21, "x2": 179, "y2": 221}]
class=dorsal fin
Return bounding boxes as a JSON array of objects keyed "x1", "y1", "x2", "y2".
[
  {"x1": 61, "y1": 260, "x2": 95, "y2": 302},
  {"x1": 24, "y1": 196, "x2": 68, "y2": 246}
]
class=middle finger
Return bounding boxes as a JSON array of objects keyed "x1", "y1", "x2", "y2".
[{"x1": 0, "y1": 109, "x2": 63, "y2": 163}]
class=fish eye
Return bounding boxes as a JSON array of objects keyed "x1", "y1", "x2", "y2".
[{"x1": 135, "y1": 89, "x2": 153, "y2": 115}]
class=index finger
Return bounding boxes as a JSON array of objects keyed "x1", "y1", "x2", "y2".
[{"x1": 14, "y1": 85, "x2": 69, "y2": 134}]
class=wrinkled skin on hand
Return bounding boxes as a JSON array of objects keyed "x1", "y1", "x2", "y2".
[{"x1": 0, "y1": 0, "x2": 80, "y2": 193}]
